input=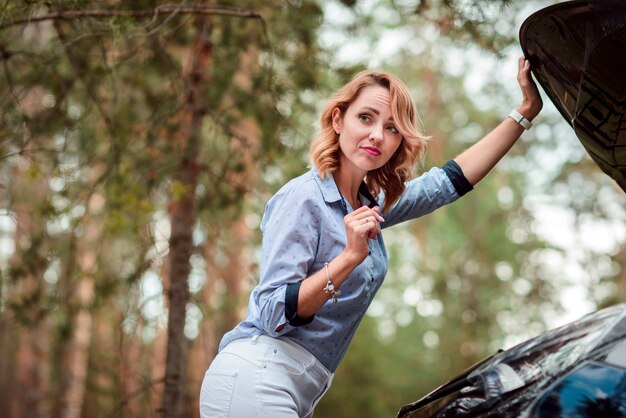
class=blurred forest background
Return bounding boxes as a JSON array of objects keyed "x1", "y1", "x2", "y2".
[{"x1": 1, "y1": 0, "x2": 625, "y2": 417}]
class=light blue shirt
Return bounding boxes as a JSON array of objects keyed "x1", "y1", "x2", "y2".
[{"x1": 219, "y1": 163, "x2": 466, "y2": 372}]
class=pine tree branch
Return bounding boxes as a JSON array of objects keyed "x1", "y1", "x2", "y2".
[{"x1": 0, "y1": 4, "x2": 262, "y2": 31}]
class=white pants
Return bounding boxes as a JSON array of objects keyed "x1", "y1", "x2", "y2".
[{"x1": 199, "y1": 335, "x2": 334, "y2": 418}]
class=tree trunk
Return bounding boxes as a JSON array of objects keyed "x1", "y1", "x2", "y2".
[
  {"x1": 185, "y1": 240, "x2": 218, "y2": 418},
  {"x1": 59, "y1": 193, "x2": 103, "y2": 418},
  {"x1": 82, "y1": 306, "x2": 117, "y2": 417},
  {"x1": 151, "y1": 328, "x2": 168, "y2": 413},
  {"x1": 161, "y1": 12, "x2": 213, "y2": 418},
  {"x1": 116, "y1": 321, "x2": 143, "y2": 417},
  {"x1": 4, "y1": 151, "x2": 52, "y2": 418},
  {"x1": 218, "y1": 219, "x2": 250, "y2": 335}
]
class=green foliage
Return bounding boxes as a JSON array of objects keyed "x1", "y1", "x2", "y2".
[
  {"x1": 1, "y1": 0, "x2": 624, "y2": 416},
  {"x1": 0, "y1": 0, "x2": 341, "y2": 414},
  {"x1": 413, "y1": 0, "x2": 520, "y2": 56},
  {"x1": 317, "y1": 2, "x2": 625, "y2": 415}
]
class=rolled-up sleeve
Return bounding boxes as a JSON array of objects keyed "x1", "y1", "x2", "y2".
[
  {"x1": 443, "y1": 160, "x2": 473, "y2": 196},
  {"x1": 254, "y1": 184, "x2": 321, "y2": 336}
]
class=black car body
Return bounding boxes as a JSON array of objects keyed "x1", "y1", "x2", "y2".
[
  {"x1": 521, "y1": 0, "x2": 626, "y2": 191},
  {"x1": 398, "y1": 1, "x2": 626, "y2": 416},
  {"x1": 397, "y1": 304, "x2": 626, "y2": 417}
]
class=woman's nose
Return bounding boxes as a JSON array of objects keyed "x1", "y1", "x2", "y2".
[{"x1": 369, "y1": 123, "x2": 384, "y2": 141}]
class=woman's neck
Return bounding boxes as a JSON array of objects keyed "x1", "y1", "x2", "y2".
[{"x1": 332, "y1": 168, "x2": 365, "y2": 210}]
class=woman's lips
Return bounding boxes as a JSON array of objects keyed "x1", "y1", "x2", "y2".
[{"x1": 362, "y1": 146, "x2": 381, "y2": 156}]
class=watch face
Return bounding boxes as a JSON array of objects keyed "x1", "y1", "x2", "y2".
[{"x1": 510, "y1": 110, "x2": 531, "y2": 129}]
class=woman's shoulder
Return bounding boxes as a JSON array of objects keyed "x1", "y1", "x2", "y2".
[
  {"x1": 262, "y1": 169, "x2": 326, "y2": 229},
  {"x1": 267, "y1": 169, "x2": 324, "y2": 210},
  {"x1": 273, "y1": 169, "x2": 320, "y2": 198}
]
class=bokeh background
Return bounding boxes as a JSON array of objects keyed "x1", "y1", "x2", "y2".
[{"x1": 1, "y1": 1, "x2": 624, "y2": 417}]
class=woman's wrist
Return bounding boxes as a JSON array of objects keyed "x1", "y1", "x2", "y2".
[
  {"x1": 517, "y1": 101, "x2": 542, "y2": 121},
  {"x1": 338, "y1": 247, "x2": 366, "y2": 269}
]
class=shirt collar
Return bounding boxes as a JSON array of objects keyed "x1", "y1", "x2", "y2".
[
  {"x1": 311, "y1": 167, "x2": 378, "y2": 209},
  {"x1": 312, "y1": 166, "x2": 342, "y2": 204}
]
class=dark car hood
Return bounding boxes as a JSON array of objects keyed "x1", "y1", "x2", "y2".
[
  {"x1": 397, "y1": 304, "x2": 626, "y2": 417},
  {"x1": 519, "y1": 0, "x2": 626, "y2": 190}
]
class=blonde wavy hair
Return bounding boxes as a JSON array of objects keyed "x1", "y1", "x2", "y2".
[{"x1": 310, "y1": 70, "x2": 430, "y2": 212}]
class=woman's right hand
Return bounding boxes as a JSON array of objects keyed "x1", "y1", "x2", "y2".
[
  {"x1": 342, "y1": 205, "x2": 384, "y2": 265},
  {"x1": 516, "y1": 56, "x2": 543, "y2": 120}
]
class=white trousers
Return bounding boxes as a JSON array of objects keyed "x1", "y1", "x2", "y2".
[{"x1": 199, "y1": 335, "x2": 334, "y2": 418}]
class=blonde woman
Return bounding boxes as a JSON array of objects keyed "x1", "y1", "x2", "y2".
[{"x1": 200, "y1": 57, "x2": 542, "y2": 418}]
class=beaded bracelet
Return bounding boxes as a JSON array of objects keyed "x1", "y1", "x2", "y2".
[{"x1": 323, "y1": 262, "x2": 341, "y2": 303}]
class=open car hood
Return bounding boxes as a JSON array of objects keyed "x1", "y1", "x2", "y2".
[{"x1": 519, "y1": 0, "x2": 626, "y2": 190}]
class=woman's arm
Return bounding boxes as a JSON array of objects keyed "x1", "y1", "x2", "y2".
[
  {"x1": 454, "y1": 57, "x2": 543, "y2": 186},
  {"x1": 296, "y1": 205, "x2": 383, "y2": 318},
  {"x1": 256, "y1": 179, "x2": 383, "y2": 331}
]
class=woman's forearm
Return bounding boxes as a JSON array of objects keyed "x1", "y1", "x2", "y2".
[
  {"x1": 296, "y1": 251, "x2": 360, "y2": 318},
  {"x1": 453, "y1": 115, "x2": 525, "y2": 186},
  {"x1": 453, "y1": 57, "x2": 542, "y2": 186}
]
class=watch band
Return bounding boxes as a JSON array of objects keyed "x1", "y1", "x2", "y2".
[{"x1": 508, "y1": 109, "x2": 532, "y2": 130}]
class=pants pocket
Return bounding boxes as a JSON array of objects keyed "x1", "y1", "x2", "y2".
[
  {"x1": 199, "y1": 369, "x2": 238, "y2": 418},
  {"x1": 266, "y1": 346, "x2": 308, "y2": 375}
]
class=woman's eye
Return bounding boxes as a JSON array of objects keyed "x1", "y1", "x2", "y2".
[
  {"x1": 359, "y1": 114, "x2": 371, "y2": 122},
  {"x1": 387, "y1": 126, "x2": 399, "y2": 134}
]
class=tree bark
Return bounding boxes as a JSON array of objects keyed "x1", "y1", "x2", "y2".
[
  {"x1": 185, "y1": 241, "x2": 218, "y2": 418},
  {"x1": 161, "y1": 11, "x2": 213, "y2": 418},
  {"x1": 151, "y1": 328, "x2": 168, "y2": 413},
  {"x1": 4, "y1": 148, "x2": 52, "y2": 418},
  {"x1": 59, "y1": 193, "x2": 103, "y2": 418}
]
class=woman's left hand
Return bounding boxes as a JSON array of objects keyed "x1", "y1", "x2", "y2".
[{"x1": 516, "y1": 56, "x2": 543, "y2": 120}]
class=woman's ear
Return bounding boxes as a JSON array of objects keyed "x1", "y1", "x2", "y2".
[{"x1": 331, "y1": 108, "x2": 342, "y2": 134}]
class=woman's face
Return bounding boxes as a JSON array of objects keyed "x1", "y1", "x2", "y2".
[{"x1": 332, "y1": 85, "x2": 403, "y2": 178}]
